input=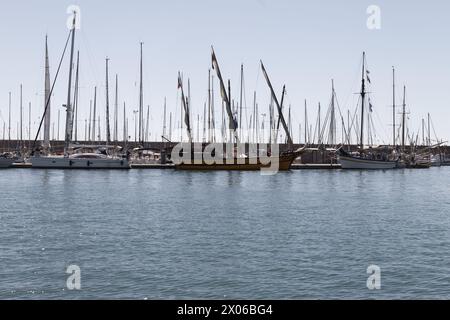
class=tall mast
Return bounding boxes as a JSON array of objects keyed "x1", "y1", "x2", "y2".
[
  {"x1": 88, "y1": 100, "x2": 92, "y2": 142},
  {"x1": 163, "y1": 98, "x2": 167, "y2": 140},
  {"x1": 57, "y1": 109, "x2": 60, "y2": 141},
  {"x1": 64, "y1": 11, "x2": 76, "y2": 156},
  {"x1": 178, "y1": 73, "x2": 192, "y2": 143},
  {"x1": 145, "y1": 105, "x2": 150, "y2": 143},
  {"x1": 202, "y1": 102, "x2": 206, "y2": 143},
  {"x1": 20, "y1": 84, "x2": 23, "y2": 145},
  {"x1": 28, "y1": 102, "x2": 31, "y2": 147},
  {"x1": 211, "y1": 75, "x2": 216, "y2": 143},
  {"x1": 197, "y1": 114, "x2": 200, "y2": 142},
  {"x1": 43, "y1": 35, "x2": 51, "y2": 151},
  {"x1": 427, "y1": 113, "x2": 431, "y2": 146},
  {"x1": 260, "y1": 61, "x2": 292, "y2": 147},
  {"x1": 252, "y1": 92, "x2": 256, "y2": 143},
  {"x1": 105, "y1": 57, "x2": 111, "y2": 144},
  {"x1": 207, "y1": 69, "x2": 211, "y2": 143},
  {"x1": 211, "y1": 47, "x2": 238, "y2": 142},
  {"x1": 114, "y1": 74, "x2": 118, "y2": 142},
  {"x1": 239, "y1": 64, "x2": 244, "y2": 139},
  {"x1": 8, "y1": 92, "x2": 11, "y2": 141},
  {"x1": 123, "y1": 102, "x2": 127, "y2": 143},
  {"x1": 360, "y1": 52, "x2": 366, "y2": 149},
  {"x1": 318, "y1": 102, "x2": 321, "y2": 145},
  {"x1": 73, "y1": 51, "x2": 80, "y2": 142},
  {"x1": 139, "y1": 42, "x2": 144, "y2": 144},
  {"x1": 392, "y1": 67, "x2": 396, "y2": 147},
  {"x1": 169, "y1": 112, "x2": 172, "y2": 141},
  {"x1": 422, "y1": 118, "x2": 425, "y2": 146},
  {"x1": 304, "y1": 100, "x2": 308, "y2": 145},
  {"x1": 402, "y1": 85, "x2": 406, "y2": 151},
  {"x1": 92, "y1": 87, "x2": 97, "y2": 142},
  {"x1": 330, "y1": 80, "x2": 336, "y2": 146}
]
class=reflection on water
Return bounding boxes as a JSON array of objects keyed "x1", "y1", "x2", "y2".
[{"x1": 1, "y1": 168, "x2": 450, "y2": 299}]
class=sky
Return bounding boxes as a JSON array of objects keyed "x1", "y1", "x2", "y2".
[{"x1": 0, "y1": 0, "x2": 449, "y2": 144}]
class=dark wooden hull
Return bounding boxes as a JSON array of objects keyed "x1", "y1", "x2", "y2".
[{"x1": 175, "y1": 153, "x2": 298, "y2": 171}]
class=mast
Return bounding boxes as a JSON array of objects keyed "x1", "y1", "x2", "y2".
[
  {"x1": 197, "y1": 114, "x2": 200, "y2": 142},
  {"x1": 239, "y1": 64, "x2": 244, "y2": 139},
  {"x1": 169, "y1": 112, "x2": 172, "y2": 141},
  {"x1": 260, "y1": 61, "x2": 293, "y2": 148},
  {"x1": 88, "y1": 100, "x2": 92, "y2": 142},
  {"x1": 318, "y1": 102, "x2": 321, "y2": 145},
  {"x1": 114, "y1": 74, "x2": 118, "y2": 142},
  {"x1": 123, "y1": 102, "x2": 127, "y2": 144},
  {"x1": 105, "y1": 57, "x2": 111, "y2": 144},
  {"x1": 163, "y1": 98, "x2": 167, "y2": 141},
  {"x1": 20, "y1": 84, "x2": 23, "y2": 146},
  {"x1": 211, "y1": 75, "x2": 216, "y2": 143},
  {"x1": 145, "y1": 105, "x2": 150, "y2": 143},
  {"x1": 28, "y1": 102, "x2": 31, "y2": 148},
  {"x1": 392, "y1": 67, "x2": 396, "y2": 147},
  {"x1": 43, "y1": 35, "x2": 51, "y2": 151},
  {"x1": 360, "y1": 52, "x2": 366, "y2": 149},
  {"x1": 330, "y1": 80, "x2": 336, "y2": 146},
  {"x1": 402, "y1": 85, "x2": 406, "y2": 151},
  {"x1": 178, "y1": 73, "x2": 192, "y2": 143},
  {"x1": 252, "y1": 91, "x2": 256, "y2": 143},
  {"x1": 73, "y1": 51, "x2": 80, "y2": 142},
  {"x1": 8, "y1": 92, "x2": 11, "y2": 141},
  {"x1": 57, "y1": 109, "x2": 60, "y2": 141},
  {"x1": 202, "y1": 102, "x2": 206, "y2": 143},
  {"x1": 211, "y1": 47, "x2": 238, "y2": 142},
  {"x1": 422, "y1": 118, "x2": 425, "y2": 146},
  {"x1": 139, "y1": 42, "x2": 144, "y2": 144},
  {"x1": 304, "y1": 100, "x2": 308, "y2": 145},
  {"x1": 207, "y1": 69, "x2": 211, "y2": 143},
  {"x1": 427, "y1": 113, "x2": 431, "y2": 146},
  {"x1": 92, "y1": 87, "x2": 97, "y2": 142},
  {"x1": 63, "y1": 11, "x2": 76, "y2": 157},
  {"x1": 98, "y1": 116, "x2": 101, "y2": 141}
]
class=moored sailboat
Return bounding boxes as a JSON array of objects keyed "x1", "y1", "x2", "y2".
[
  {"x1": 30, "y1": 13, "x2": 129, "y2": 169},
  {"x1": 338, "y1": 53, "x2": 398, "y2": 170}
]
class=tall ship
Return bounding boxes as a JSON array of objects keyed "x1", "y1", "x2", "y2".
[
  {"x1": 337, "y1": 53, "x2": 398, "y2": 170},
  {"x1": 173, "y1": 48, "x2": 304, "y2": 171},
  {"x1": 30, "y1": 12, "x2": 129, "y2": 169}
]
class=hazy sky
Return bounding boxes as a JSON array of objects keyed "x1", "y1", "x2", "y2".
[{"x1": 0, "y1": 0, "x2": 449, "y2": 144}]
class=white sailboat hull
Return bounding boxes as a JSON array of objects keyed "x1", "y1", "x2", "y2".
[
  {"x1": 0, "y1": 159, "x2": 14, "y2": 168},
  {"x1": 30, "y1": 156, "x2": 130, "y2": 169},
  {"x1": 339, "y1": 156, "x2": 397, "y2": 170}
]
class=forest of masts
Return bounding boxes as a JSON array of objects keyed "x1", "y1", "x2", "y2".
[{"x1": 0, "y1": 41, "x2": 443, "y2": 152}]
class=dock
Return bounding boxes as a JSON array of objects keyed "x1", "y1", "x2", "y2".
[
  {"x1": 291, "y1": 164, "x2": 341, "y2": 170},
  {"x1": 130, "y1": 164, "x2": 175, "y2": 170}
]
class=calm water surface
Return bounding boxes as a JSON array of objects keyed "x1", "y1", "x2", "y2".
[{"x1": 1, "y1": 168, "x2": 450, "y2": 299}]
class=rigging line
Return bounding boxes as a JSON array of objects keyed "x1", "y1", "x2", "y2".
[
  {"x1": 33, "y1": 29, "x2": 72, "y2": 148},
  {"x1": 430, "y1": 116, "x2": 440, "y2": 143},
  {"x1": 80, "y1": 28, "x2": 100, "y2": 86},
  {"x1": 346, "y1": 96, "x2": 361, "y2": 146},
  {"x1": 334, "y1": 94, "x2": 350, "y2": 145}
]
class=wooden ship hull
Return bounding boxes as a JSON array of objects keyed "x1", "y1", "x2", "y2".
[{"x1": 175, "y1": 152, "x2": 300, "y2": 171}]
